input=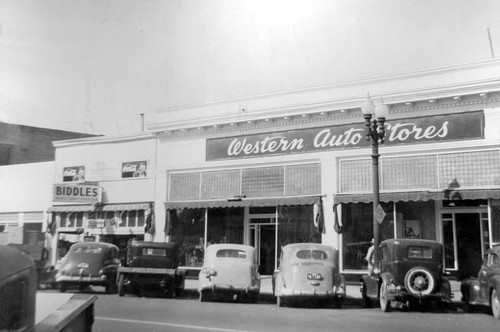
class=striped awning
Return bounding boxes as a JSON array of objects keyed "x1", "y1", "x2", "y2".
[
  {"x1": 164, "y1": 196, "x2": 321, "y2": 210},
  {"x1": 47, "y1": 205, "x2": 94, "y2": 212},
  {"x1": 333, "y1": 189, "x2": 500, "y2": 204},
  {"x1": 48, "y1": 202, "x2": 152, "y2": 213},
  {"x1": 97, "y1": 203, "x2": 151, "y2": 212}
]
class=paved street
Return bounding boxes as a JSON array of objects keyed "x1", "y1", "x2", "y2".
[{"x1": 37, "y1": 277, "x2": 500, "y2": 332}]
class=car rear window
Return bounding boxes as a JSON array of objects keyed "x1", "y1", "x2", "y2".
[
  {"x1": 216, "y1": 249, "x2": 246, "y2": 258},
  {"x1": 74, "y1": 247, "x2": 102, "y2": 254},
  {"x1": 141, "y1": 248, "x2": 167, "y2": 256},
  {"x1": 407, "y1": 246, "x2": 432, "y2": 259},
  {"x1": 296, "y1": 250, "x2": 328, "y2": 260}
]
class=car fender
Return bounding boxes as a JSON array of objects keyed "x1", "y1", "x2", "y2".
[
  {"x1": 489, "y1": 275, "x2": 500, "y2": 291},
  {"x1": 361, "y1": 274, "x2": 379, "y2": 299},
  {"x1": 461, "y1": 277, "x2": 480, "y2": 303},
  {"x1": 379, "y1": 272, "x2": 394, "y2": 285},
  {"x1": 439, "y1": 276, "x2": 452, "y2": 296},
  {"x1": 273, "y1": 271, "x2": 283, "y2": 296}
]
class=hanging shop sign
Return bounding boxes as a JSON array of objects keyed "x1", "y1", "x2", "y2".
[
  {"x1": 206, "y1": 110, "x2": 484, "y2": 160},
  {"x1": 121, "y1": 161, "x2": 148, "y2": 178},
  {"x1": 63, "y1": 166, "x2": 86, "y2": 182},
  {"x1": 53, "y1": 183, "x2": 102, "y2": 203}
]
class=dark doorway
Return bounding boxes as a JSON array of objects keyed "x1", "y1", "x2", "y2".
[
  {"x1": 456, "y1": 213, "x2": 482, "y2": 280},
  {"x1": 258, "y1": 225, "x2": 276, "y2": 275}
]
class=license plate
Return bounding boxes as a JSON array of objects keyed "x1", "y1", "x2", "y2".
[{"x1": 307, "y1": 273, "x2": 323, "y2": 281}]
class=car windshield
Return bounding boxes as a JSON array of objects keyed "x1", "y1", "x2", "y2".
[
  {"x1": 216, "y1": 249, "x2": 246, "y2": 258},
  {"x1": 73, "y1": 247, "x2": 102, "y2": 254},
  {"x1": 141, "y1": 248, "x2": 167, "y2": 256},
  {"x1": 407, "y1": 246, "x2": 432, "y2": 259},
  {"x1": 296, "y1": 250, "x2": 328, "y2": 260}
]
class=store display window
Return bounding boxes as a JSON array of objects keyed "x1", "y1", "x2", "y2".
[
  {"x1": 277, "y1": 205, "x2": 319, "y2": 248},
  {"x1": 341, "y1": 200, "x2": 435, "y2": 271},
  {"x1": 119, "y1": 210, "x2": 145, "y2": 228},
  {"x1": 207, "y1": 208, "x2": 244, "y2": 245}
]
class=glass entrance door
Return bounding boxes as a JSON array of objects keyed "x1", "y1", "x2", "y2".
[
  {"x1": 456, "y1": 213, "x2": 483, "y2": 279},
  {"x1": 442, "y1": 211, "x2": 488, "y2": 280},
  {"x1": 249, "y1": 217, "x2": 277, "y2": 275}
]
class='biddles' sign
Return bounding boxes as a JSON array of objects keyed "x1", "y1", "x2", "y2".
[
  {"x1": 53, "y1": 183, "x2": 102, "y2": 203},
  {"x1": 206, "y1": 111, "x2": 484, "y2": 160}
]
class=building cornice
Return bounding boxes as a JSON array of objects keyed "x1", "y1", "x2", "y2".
[
  {"x1": 155, "y1": 91, "x2": 500, "y2": 140},
  {"x1": 150, "y1": 58, "x2": 500, "y2": 135}
]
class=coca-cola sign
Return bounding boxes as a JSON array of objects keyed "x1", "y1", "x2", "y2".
[
  {"x1": 206, "y1": 111, "x2": 484, "y2": 160},
  {"x1": 63, "y1": 166, "x2": 85, "y2": 182},
  {"x1": 121, "y1": 161, "x2": 148, "y2": 178}
]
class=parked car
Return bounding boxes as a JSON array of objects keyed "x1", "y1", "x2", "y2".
[
  {"x1": 460, "y1": 245, "x2": 500, "y2": 319},
  {"x1": 56, "y1": 242, "x2": 120, "y2": 293},
  {"x1": 0, "y1": 245, "x2": 37, "y2": 331},
  {"x1": 361, "y1": 239, "x2": 453, "y2": 312},
  {"x1": 7, "y1": 243, "x2": 57, "y2": 289},
  {"x1": 117, "y1": 241, "x2": 186, "y2": 297},
  {"x1": 198, "y1": 243, "x2": 260, "y2": 302},
  {"x1": 272, "y1": 243, "x2": 346, "y2": 308}
]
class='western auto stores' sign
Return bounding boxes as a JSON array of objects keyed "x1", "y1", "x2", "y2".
[
  {"x1": 53, "y1": 183, "x2": 102, "y2": 203},
  {"x1": 206, "y1": 111, "x2": 484, "y2": 160}
]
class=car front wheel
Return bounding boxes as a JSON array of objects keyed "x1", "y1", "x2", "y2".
[
  {"x1": 379, "y1": 282, "x2": 391, "y2": 312},
  {"x1": 491, "y1": 289, "x2": 500, "y2": 319},
  {"x1": 117, "y1": 274, "x2": 125, "y2": 297}
]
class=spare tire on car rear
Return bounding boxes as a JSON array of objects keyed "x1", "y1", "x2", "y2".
[{"x1": 404, "y1": 267, "x2": 435, "y2": 295}]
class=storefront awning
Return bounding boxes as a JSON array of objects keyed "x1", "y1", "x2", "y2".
[
  {"x1": 48, "y1": 203, "x2": 152, "y2": 213},
  {"x1": 333, "y1": 189, "x2": 500, "y2": 204},
  {"x1": 47, "y1": 205, "x2": 94, "y2": 212},
  {"x1": 164, "y1": 196, "x2": 321, "y2": 210},
  {"x1": 96, "y1": 203, "x2": 151, "y2": 212}
]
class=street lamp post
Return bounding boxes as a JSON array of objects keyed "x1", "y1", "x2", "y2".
[{"x1": 360, "y1": 94, "x2": 389, "y2": 269}]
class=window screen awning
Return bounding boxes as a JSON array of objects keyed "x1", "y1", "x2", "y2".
[
  {"x1": 164, "y1": 196, "x2": 321, "y2": 210},
  {"x1": 96, "y1": 203, "x2": 152, "y2": 212},
  {"x1": 48, "y1": 202, "x2": 152, "y2": 213},
  {"x1": 333, "y1": 189, "x2": 500, "y2": 204},
  {"x1": 47, "y1": 205, "x2": 94, "y2": 213}
]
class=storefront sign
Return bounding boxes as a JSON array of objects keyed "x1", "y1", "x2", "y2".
[
  {"x1": 122, "y1": 161, "x2": 148, "y2": 178},
  {"x1": 206, "y1": 111, "x2": 484, "y2": 160},
  {"x1": 63, "y1": 166, "x2": 86, "y2": 182},
  {"x1": 53, "y1": 183, "x2": 102, "y2": 203}
]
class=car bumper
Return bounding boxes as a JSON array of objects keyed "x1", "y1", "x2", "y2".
[
  {"x1": 56, "y1": 274, "x2": 108, "y2": 284},
  {"x1": 199, "y1": 283, "x2": 260, "y2": 294},
  {"x1": 279, "y1": 287, "x2": 346, "y2": 298},
  {"x1": 385, "y1": 289, "x2": 453, "y2": 302}
]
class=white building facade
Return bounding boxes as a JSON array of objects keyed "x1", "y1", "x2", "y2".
[
  {"x1": 47, "y1": 59, "x2": 500, "y2": 279},
  {"x1": 49, "y1": 134, "x2": 157, "y2": 264}
]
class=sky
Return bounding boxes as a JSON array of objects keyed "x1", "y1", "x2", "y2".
[{"x1": 0, "y1": 0, "x2": 499, "y2": 136}]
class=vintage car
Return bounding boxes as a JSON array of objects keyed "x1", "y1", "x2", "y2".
[
  {"x1": 56, "y1": 242, "x2": 120, "y2": 293},
  {"x1": 117, "y1": 241, "x2": 186, "y2": 297},
  {"x1": 272, "y1": 243, "x2": 346, "y2": 308},
  {"x1": 198, "y1": 244, "x2": 260, "y2": 302},
  {"x1": 7, "y1": 243, "x2": 57, "y2": 289},
  {"x1": 0, "y1": 245, "x2": 37, "y2": 331},
  {"x1": 361, "y1": 239, "x2": 452, "y2": 312},
  {"x1": 460, "y1": 245, "x2": 500, "y2": 319}
]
